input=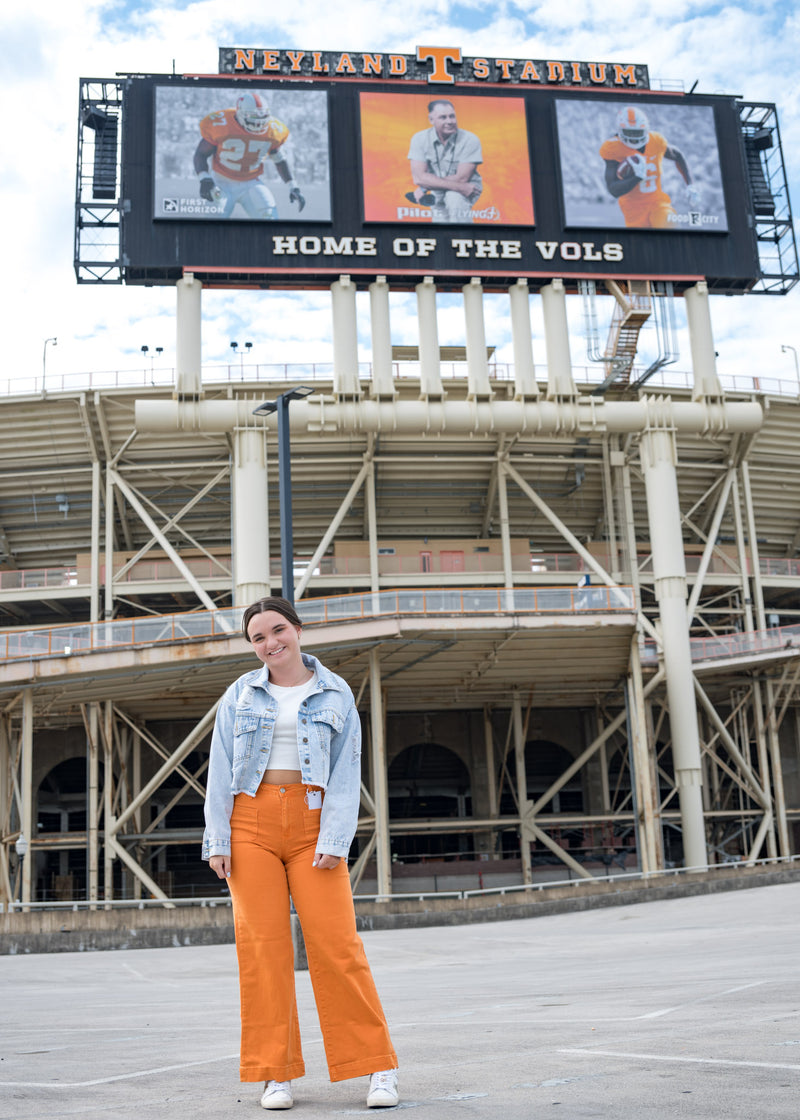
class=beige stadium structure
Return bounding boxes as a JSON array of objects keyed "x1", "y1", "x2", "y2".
[{"x1": 3, "y1": 273, "x2": 800, "y2": 914}]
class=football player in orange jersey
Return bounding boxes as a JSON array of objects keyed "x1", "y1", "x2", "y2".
[
  {"x1": 193, "y1": 92, "x2": 306, "y2": 220},
  {"x1": 600, "y1": 106, "x2": 700, "y2": 229}
]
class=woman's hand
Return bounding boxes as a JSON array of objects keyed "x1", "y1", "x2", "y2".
[
  {"x1": 312, "y1": 853, "x2": 341, "y2": 870},
  {"x1": 209, "y1": 854, "x2": 231, "y2": 879}
]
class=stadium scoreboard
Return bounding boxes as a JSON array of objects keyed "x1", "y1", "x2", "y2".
[{"x1": 76, "y1": 45, "x2": 796, "y2": 294}]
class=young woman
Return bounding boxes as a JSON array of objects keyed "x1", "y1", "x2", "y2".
[{"x1": 203, "y1": 596, "x2": 399, "y2": 1110}]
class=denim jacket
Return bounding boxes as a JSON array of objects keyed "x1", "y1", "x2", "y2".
[{"x1": 202, "y1": 653, "x2": 361, "y2": 860}]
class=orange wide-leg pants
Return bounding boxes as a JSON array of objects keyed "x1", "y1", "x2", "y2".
[{"x1": 228, "y1": 783, "x2": 397, "y2": 1083}]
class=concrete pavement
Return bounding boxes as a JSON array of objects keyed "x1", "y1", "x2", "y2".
[{"x1": 1, "y1": 881, "x2": 799, "y2": 1119}]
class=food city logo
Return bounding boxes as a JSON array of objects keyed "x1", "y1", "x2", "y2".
[
  {"x1": 269, "y1": 235, "x2": 624, "y2": 263},
  {"x1": 219, "y1": 46, "x2": 649, "y2": 89}
]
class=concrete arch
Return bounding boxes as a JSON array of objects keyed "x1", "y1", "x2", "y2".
[{"x1": 388, "y1": 742, "x2": 471, "y2": 859}]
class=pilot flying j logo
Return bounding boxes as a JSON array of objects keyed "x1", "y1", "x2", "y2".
[{"x1": 218, "y1": 46, "x2": 649, "y2": 89}]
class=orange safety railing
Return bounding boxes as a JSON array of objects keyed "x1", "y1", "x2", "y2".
[
  {"x1": 641, "y1": 620, "x2": 800, "y2": 666},
  {"x1": 0, "y1": 586, "x2": 637, "y2": 662}
]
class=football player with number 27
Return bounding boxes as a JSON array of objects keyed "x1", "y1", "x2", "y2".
[
  {"x1": 194, "y1": 92, "x2": 306, "y2": 220},
  {"x1": 600, "y1": 106, "x2": 700, "y2": 229}
]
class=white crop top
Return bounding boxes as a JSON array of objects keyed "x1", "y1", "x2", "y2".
[{"x1": 265, "y1": 674, "x2": 318, "y2": 771}]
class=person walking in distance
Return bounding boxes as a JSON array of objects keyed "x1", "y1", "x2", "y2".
[{"x1": 203, "y1": 597, "x2": 399, "y2": 1110}]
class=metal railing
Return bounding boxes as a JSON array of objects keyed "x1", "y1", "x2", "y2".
[
  {"x1": 14, "y1": 549, "x2": 800, "y2": 596},
  {"x1": 0, "y1": 586, "x2": 636, "y2": 662},
  {"x1": 5, "y1": 360, "x2": 800, "y2": 399},
  {"x1": 4, "y1": 853, "x2": 797, "y2": 913},
  {"x1": 641, "y1": 619, "x2": 800, "y2": 666}
]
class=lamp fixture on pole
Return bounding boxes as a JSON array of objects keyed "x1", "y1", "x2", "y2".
[
  {"x1": 231, "y1": 341, "x2": 252, "y2": 374},
  {"x1": 253, "y1": 386, "x2": 314, "y2": 604},
  {"x1": 141, "y1": 345, "x2": 162, "y2": 380},
  {"x1": 42, "y1": 336, "x2": 57, "y2": 393},
  {"x1": 781, "y1": 344, "x2": 799, "y2": 387},
  {"x1": 14, "y1": 835, "x2": 28, "y2": 904}
]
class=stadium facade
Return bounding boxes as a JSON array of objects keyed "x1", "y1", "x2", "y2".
[{"x1": 3, "y1": 274, "x2": 800, "y2": 907}]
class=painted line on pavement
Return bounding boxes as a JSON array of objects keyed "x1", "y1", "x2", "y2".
[{"x1": 560, "y1": 1048, "x2": 800, "y2": 1072}]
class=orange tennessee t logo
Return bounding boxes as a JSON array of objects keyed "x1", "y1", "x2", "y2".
[{"x1": 416, "y1": 46, "x2": 462, "y2": 84}]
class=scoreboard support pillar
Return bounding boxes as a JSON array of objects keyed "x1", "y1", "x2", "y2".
[
  {"x1": 176, "y1": 274, "x2": 203, "y2": 400},
  {"x1": 368, "y1": 278, "x2": 395, "y2": 399},
  {"x1": 508, "y1": 279, "x2": 539, "y2": 398},
  {"x1": 541, "y1": 279, "x2": 576, "y2": 398},
  {"x1": 462, "y1": 278, "x2": 492, "y2": 399},
  {"x1": 685, "y1": 281, "x2": 723, "y2": 400},
  {"x1": 416, "y1": 277, "x2": 444, "y2": 398},
  {"x1": 331, "y1": 276, "x2": 361, "y2": 397}
]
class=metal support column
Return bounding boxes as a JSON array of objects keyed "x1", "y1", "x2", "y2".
[
  {"x1": 496, "y1": 458, "x2": 514, "y2": 607},
  {"x1": 90, "y1": 460, "x2": 101, "y2": 623},
  {"x1": 368, "y1": 278, "x2": 395, "y2": 398},
  {"x1": 104, "y1": 466, "x2": 114, "y2": 620},
  {"x1": 741, "y1": 461, "x2": 788, "y2": 855},
  {"x1": 176, "y1": 274, "x2": 203, "y2": 400},
  {"x1": 684, "y1": 281, "x2": 723, "y2": 400},
  {"x1": 628, "y1": 634, "x2": 661, "y2": 872},
  {"x1": 512, "y1": 690, "x2": 533, "y2": 884},
  {"x1": 483, "y1": 707, "x2": 498, "y2": 820},
  {"x1": 365, "y1": 451, "x2": 380, "y2": 605},
  {"x1": 132, "y1": 726, "x2": 142, "y2": 899},
  {"x1": 640, "y1": 427, "x2": 707, "y2": 869},
  {"x1": 232, "y1": 427, "x2": 270, "y2": 605},
  {"x1": 601, "y1": 438, "x2": 621, "y2": 582},
  {"x1": 369, "y1": 650, "x2": 392, "y2": 897},
  {"x1": 462, "y1": 278, "x2": 491, "y2": 398},
  {"x1": 331, "y1": 275, "x2": 360, "y2": 397},
  {"x1": 540, "y1": 279, "x2": 576, "y2": 398},
  {"x1": 20, "y1": 690, "x2": 33, "y2": 905},
  {"x1": 87, "y1": 704, "x2": 99, "y2": 904},
  {"x1": 416, "y1": 277, "x2": 444, "y2": 398},
  {"x1": 103, "y1": 701, "x2": 114, "y2": 901},
  {"x1": 0, "y1": 716, "x2": 12, "y2": 907},
  {"x1": 508, "y1": 279, "x2": 538, "y2": 398}
]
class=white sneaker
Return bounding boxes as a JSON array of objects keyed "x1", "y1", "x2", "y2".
[
  {"x1": 260, "y1": 1080, "x2": 293, "y2": 1110},
  {"x1": 367, "y1": 1068, "x2": 399, "y2": 1108}
]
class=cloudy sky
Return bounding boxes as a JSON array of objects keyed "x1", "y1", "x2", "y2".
[{"x1": 3, "y1": 0, "x2": 799, "y2": 390}]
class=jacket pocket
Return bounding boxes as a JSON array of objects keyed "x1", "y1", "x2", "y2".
[
  {"x1": 310, "y1": 707, "x2": 345, "y2": 735},
  {"x1": 233, "y1": 714, "x2": 260, "y2": 761}
]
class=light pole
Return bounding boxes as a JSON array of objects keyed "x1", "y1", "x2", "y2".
[
  {"x1": 231, "y1": 341, "x2": 253, "y2": 375},
  {"x1": 14, "y1": 834, "x2": 28, "y2": 904},
  {"x1": 42, "y1": 337, "x2": 57, "y2": 393},
  {"x1": 141, "y1": 345, "x2": 163, "y2": 381},
  {"x1": 253, "y1": 386, "x2": 314, "y2": 604},
  {"x1": 781, "y1": 344, "x2": 799, "y2": 389}
]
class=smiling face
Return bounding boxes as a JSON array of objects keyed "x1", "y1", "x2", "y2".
[
  {"x1": 429, "y1": 100, "x2": 458, "y2": 140},
  {"x1": 246, "y1": 609, "x2": 304, "y2": 679}
]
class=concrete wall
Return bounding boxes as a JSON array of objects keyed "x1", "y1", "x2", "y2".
[{"x1": 4, "y1": 863, "x2": 798, "y2": 955}]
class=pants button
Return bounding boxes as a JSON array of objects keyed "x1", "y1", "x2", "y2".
[{"x1": 280, "y1": 786, "x2": 286, "y2": 793}]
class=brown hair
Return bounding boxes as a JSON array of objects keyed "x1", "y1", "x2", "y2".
[{"x1": 242, "y1": 597, "x2": 303, "y2": 642}]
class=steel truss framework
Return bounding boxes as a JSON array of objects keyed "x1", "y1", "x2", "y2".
[{"x1": 3, "y1": 278, "x2": 800, "y2": 906}]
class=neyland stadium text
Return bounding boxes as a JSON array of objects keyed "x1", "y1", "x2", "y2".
[{"x1": 219, "y1": 46, "x2": 648, "y2": 89}]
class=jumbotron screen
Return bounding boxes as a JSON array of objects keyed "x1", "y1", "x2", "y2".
[
  {"x1": 555, "y1": 99, "x2": 729, "y2": 234},
  {"x1": 117, "y1": 73, "x2": 762, "y2": 292}
]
